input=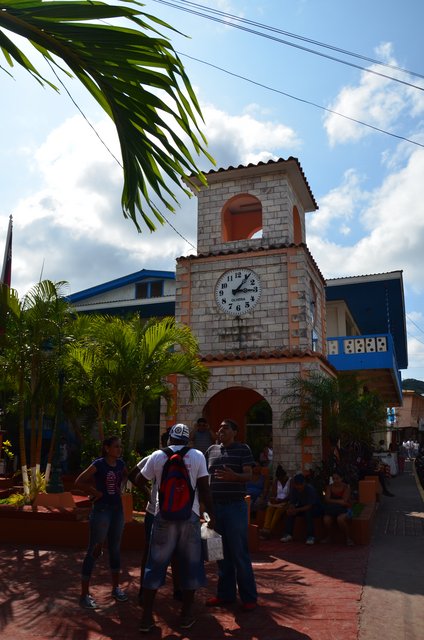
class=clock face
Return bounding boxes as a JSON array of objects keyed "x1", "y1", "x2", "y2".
[{"x1": 215, "y1": 268, "x2": 261, "y2": 316}]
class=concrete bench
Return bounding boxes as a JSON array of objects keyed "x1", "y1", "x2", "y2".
[
  {"x1": 258, "y1": 502, "x2": 376, "y2": 546},
  {"x1": 350, "y1": 503, "x2": 376, "y2": 544},
  {"x1": 359, "y1": 478, "x2": 380, "y2": 504}
]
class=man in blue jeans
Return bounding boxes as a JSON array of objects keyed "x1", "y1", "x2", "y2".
[
  {"x1": 205, "y1": 419, "x2": 257, "y2": 611},
  {"x1": 280, "y1": 473, "x2": 322, "y2": 545},
  {"x1": 131, "y1": 423, "x2": 214, "y2": 632}
]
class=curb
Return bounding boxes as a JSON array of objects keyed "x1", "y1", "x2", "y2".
[{"x1": 412, "y1": 462, "x2": 424, "y2": 503}]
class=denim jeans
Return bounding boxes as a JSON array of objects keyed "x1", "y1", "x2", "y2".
[
  {"x1": 81, "y1": 502, "x2": 124, "y2": 580},
  {"x1": 284, "y1": 504, "x2": 322, "y2": 538},
  {"x1": 143, "y1": 511, "x2": 205, "y2": 591},
  {"x1": 214, "y1": 500, "x2": 257, "y2": 604}
]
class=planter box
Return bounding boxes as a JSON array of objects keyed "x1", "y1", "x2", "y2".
[
  {"x1": 0, "y1": 504, "x2": 145, "y2": 551},
  {"x1": 0, "y1": 477, "x2": 14, "y2": 489},
  {"x1": 350, "y1": 503, "x2": 376, "y2": 545}
]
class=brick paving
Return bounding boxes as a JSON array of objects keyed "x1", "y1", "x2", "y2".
[
  {"x1": 0, "y1": 539, "x2": 367, "y2": 639},
  {"x1": 359, "y1": 462, "x2": 424, "y2": 640},
  {"x1": 2, "y1": 462, "x2": 422, "y2": 640}
]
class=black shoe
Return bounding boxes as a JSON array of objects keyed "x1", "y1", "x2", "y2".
[
  {"x1": 383, "y1": 491, "x2": 395, "y2": 497},
  {"x1": 139, "y1": 619, "x2": 155, "y2": 633},
  {"x1": 180, "y1": 616, "x2": 196, "y2": 629}
]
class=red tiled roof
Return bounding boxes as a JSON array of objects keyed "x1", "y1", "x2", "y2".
[
  {"x1": 187, "y1": 156, "x2": 318, "y2": 209},
  {"x1": 177, "y1": 241, "x2": 326, "y2": 284},
  {"x1": 200, "y1": 348, "x2": 332, "y2": 366}
]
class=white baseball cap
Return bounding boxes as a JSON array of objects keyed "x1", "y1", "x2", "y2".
[{"x1": 169, "y1": 423, "x2": 190, "y2": 443}]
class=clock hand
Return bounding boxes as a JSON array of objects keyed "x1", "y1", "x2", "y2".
[{"x1": 232, "y1": 272, "x2": 251, "y2": 295}]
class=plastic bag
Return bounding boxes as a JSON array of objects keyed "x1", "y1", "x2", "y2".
[{"x1": 201, "y1": 512, "x2": 224, "y2": 561}]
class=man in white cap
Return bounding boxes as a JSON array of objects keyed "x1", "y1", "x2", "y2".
[{"x1": 130, "y1": 423, "x2": 214, "y2": 633}]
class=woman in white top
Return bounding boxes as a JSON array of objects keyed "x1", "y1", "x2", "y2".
[{"x1": 259, "y1": 466, "x2": 291, "y2": 539}]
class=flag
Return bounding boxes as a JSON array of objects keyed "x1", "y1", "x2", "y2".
[{"x1": 1, "y1": 215, "x2": 12, "y2": 288}]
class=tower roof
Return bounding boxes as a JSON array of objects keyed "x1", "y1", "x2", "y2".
[{"x1": 185, "y1": 157, "x2": 318, "y2": 212}]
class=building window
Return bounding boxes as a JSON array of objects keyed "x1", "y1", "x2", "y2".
[{"x1": 135, "y1": 280, "x2": 164, "y2": 299}]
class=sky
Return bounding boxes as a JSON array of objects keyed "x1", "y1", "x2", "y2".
[{"x1": 1, "y1": 0, "x2": 424, "y2": 383}]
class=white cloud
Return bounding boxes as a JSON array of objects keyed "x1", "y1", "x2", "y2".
[
  {"x1": 308, "y1": 169, "x2": 368, "y2": 235},
  {"x1": 405, "y1": 333, "x2": 424, "y2": 381},
  {"x1": 323, "y1": 43, "x2": 424, "y2": 146},
  {"x1": 308, "y1": 147, "x2": 424, "y2": 295},
  {"x1": 7, "y1": 103, "x2": 299, "y2": 296},
  {"x1": 243, "y1": 103, "x2": 274, "y2": 118},
  {"x1": 202, "y1": 103, "x2": 301, "y2": 166}
]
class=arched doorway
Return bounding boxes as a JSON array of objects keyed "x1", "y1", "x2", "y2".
[{"x1": 203, "y1": 387, "x2": 272, "y2": 455}]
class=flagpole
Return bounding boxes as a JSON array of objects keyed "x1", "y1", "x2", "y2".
[
  {"x1": 0, "y1": 215, "x2": 12, "y2": 463},
  {"x1": 1, "y1": 215, "x2": 13, "y2": 287}
]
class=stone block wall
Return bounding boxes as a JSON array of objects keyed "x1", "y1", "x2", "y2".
[
  {"x1": 197, "y1": 172, "x2": 305, "y2": 253},
  {"x1": 172, "y1": 358, "x2": 326, "y2": 474},
  {"x1": 176, "y1": 247, "x2": 324, "y2": 355}
]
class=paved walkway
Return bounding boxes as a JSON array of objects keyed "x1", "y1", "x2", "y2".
[
  {"x1": 359, "y1": 460, "x2": 424, "y2": 640},
  {"x1": 0, "y1": 461, "x2": 422, "y2": 640}
]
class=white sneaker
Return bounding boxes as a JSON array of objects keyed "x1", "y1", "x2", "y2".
[
  {"x1": 306, "y1": 536, "x2": 315, "y2": 545},
  {"x1": 280, "y1": 534, "x2": 293, "y2": 543}
]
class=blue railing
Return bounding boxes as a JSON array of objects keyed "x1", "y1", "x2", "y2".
[{"x1": 326, "y1": 333, "x2": 402, "y2": 398}]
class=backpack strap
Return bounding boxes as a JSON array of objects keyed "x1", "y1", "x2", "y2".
[
  {"x1": 163, "y1": 446, "x2": 190, "y2": 458},
  {"x1": 178, "y1": 446, "x2": 190, "y2": 458}
]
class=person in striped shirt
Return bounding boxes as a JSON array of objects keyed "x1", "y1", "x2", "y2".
[{"x1": 205, "y1": 419, "x2": 257, "y2": 611}]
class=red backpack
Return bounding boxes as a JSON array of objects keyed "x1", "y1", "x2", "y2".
[{"x1": 159, "y1": 447, "x2": 195, "y2": 520}]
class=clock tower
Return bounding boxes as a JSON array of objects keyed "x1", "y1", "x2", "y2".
[{"x1": 175, "y1": 158, "x2": 332, "y2": 473}]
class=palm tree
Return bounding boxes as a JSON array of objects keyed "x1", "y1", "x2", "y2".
[
  {"x1": 0, "y1": 284, "x2": 30, "y2": 495},
  {"x1": 0, "y1": 0, "x2": 213, "y2": 231},
  {"x1": 23, "y1": 281, "x2": 74, "y2": 486},
  {"x1": 66, "y1": 314, "x2": 210, "y2": 450},
  {"x1": 125, "y1": 315, "x2": 210, "y2": 448},
  {"x1": 0, "y1": 280, "x2": 73, "y2": 496},
  {"x1": 281, "y1": 371, "x2": 387, "y2": 445},
  {"x1": 1, "y1": 288, "x2": 210, "y2": 482}
]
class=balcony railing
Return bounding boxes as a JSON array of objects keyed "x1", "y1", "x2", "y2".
[{"x1": 326, "y1": 333, "x2": 402, "y2": 403}]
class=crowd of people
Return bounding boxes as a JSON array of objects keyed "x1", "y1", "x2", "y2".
[
  {"x1": 75, "y1": 422, "x2": 404, "y2": 632},
  {"x1": 75, "y1": 417, "x2": 258, "y2": 633},
  {"x1": 401, "y1": 439, "x2": 420, "y2": 460}
]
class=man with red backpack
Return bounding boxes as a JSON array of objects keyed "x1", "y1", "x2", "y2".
[{"x1": 130, "y1": 423, "x2": 214, "y2": 633}]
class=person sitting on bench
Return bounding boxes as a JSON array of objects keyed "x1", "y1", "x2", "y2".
[{"x1": 280, "y1": 473, "x2": 322, "y2": 545}]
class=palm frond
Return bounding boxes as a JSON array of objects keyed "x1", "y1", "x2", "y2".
[{"x1": 0, "y1": 0, "x2": 214, "y2": 231}]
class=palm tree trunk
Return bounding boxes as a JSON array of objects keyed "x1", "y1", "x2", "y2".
[
  {"x1": 35, "y1": 407, "x2": 44, "y2": 475},
  {"x1": 97, "y1": 414, "x2": 104, "y2": 442},
  {"x1": 18, "y1": 368, "x2": 30, "y2": 499},
  {"x1": 44, "y1": 430, "x2": 56, "y2": 485},
  {"x1": 127, "y1": 403, "x2": 137, "y2": 451},
  {"x1": 29, "y1": 403, "x2": 37, "y2": 489}
]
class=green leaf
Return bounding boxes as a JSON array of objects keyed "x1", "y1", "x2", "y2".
[{"x1": 0, "y1": 0, "x2": 215, "y2": 231}]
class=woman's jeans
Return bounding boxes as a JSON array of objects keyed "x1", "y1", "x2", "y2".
[
  {"x1": 214, "y1": 499, "x2": 257, "y2": 604},
  {"x1": 82, "y1": 502, "x2": 124, "y2": 580}
]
